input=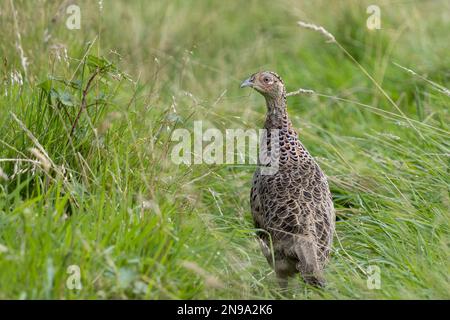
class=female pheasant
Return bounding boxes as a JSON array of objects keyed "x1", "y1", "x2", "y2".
[{"x1": 240, "y1": 71, "x2": 335, "y2": 287}]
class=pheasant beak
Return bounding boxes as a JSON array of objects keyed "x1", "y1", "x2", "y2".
[{"x1": 240, "y1": 77, "x2": 253, "y2": 88}]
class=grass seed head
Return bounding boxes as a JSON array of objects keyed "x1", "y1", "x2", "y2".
[
  {"x1": 297, "y1": 21, "x2": 336, "y2": 43},
  {"x1": 29, "y1": 148, "x2": 51, "y2": 172}
]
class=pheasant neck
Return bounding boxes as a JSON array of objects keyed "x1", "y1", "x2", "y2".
[{"x1": 264, "y1": 94, "x2": 289, "y2": 130}]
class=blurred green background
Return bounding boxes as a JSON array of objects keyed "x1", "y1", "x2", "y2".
[{"x1": 0, "y1": 0, "x2": 448, "y2": 299}]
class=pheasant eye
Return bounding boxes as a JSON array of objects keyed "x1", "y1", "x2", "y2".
[{"x1": 263, "y1": 77, "x2": 270, "y2": 83}]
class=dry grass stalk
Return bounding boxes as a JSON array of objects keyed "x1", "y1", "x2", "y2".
[
  {"x1": 9, "y1": 112, "x2": 80, "y2": 207},
  {"x1": 393, "y1": 62, "x2": 450, "y2": 98},
  {"x1": 297, "y1": 20, "x2": 424, "y2": 139},
  {"x1": 297, "y1": 21, "x2": 336, "y2": 43},
  {"x1": 29, "y1": 148, "x2": 51, "y2": 172},
  {"x1": 286, "y1": 88, "x2": 315, "y2": 97},
  {"x1": 10, "y1": 112, "x2": 56, "y2": 170},
  {"x1": 9, "y1": 0, "x2": 28, "y2": 78}
]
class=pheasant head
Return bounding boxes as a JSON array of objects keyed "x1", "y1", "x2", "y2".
[
  {"x1": 240, "y1": 71, "x2": 286, "y2": 100},
  {"x1": 241, "y1": 71, "x2": 287, "y2": 126}
]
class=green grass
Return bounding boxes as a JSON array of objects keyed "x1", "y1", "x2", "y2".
[{"x1": 0, "y1": 0, "x2": 449, "y2": 299}]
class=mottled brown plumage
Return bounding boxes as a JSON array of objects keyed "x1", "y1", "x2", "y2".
[{"x1": 241, "y1": 71, "x2": 335, "y2": 287}]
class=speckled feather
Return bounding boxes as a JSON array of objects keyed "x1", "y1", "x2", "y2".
[{"x1": 244, "y1": 71, "x2": 335, "y2": 287}]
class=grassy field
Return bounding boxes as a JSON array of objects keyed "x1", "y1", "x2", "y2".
[{"x1": 0, "y1": 0, "x2": 449, "y2": 299}]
